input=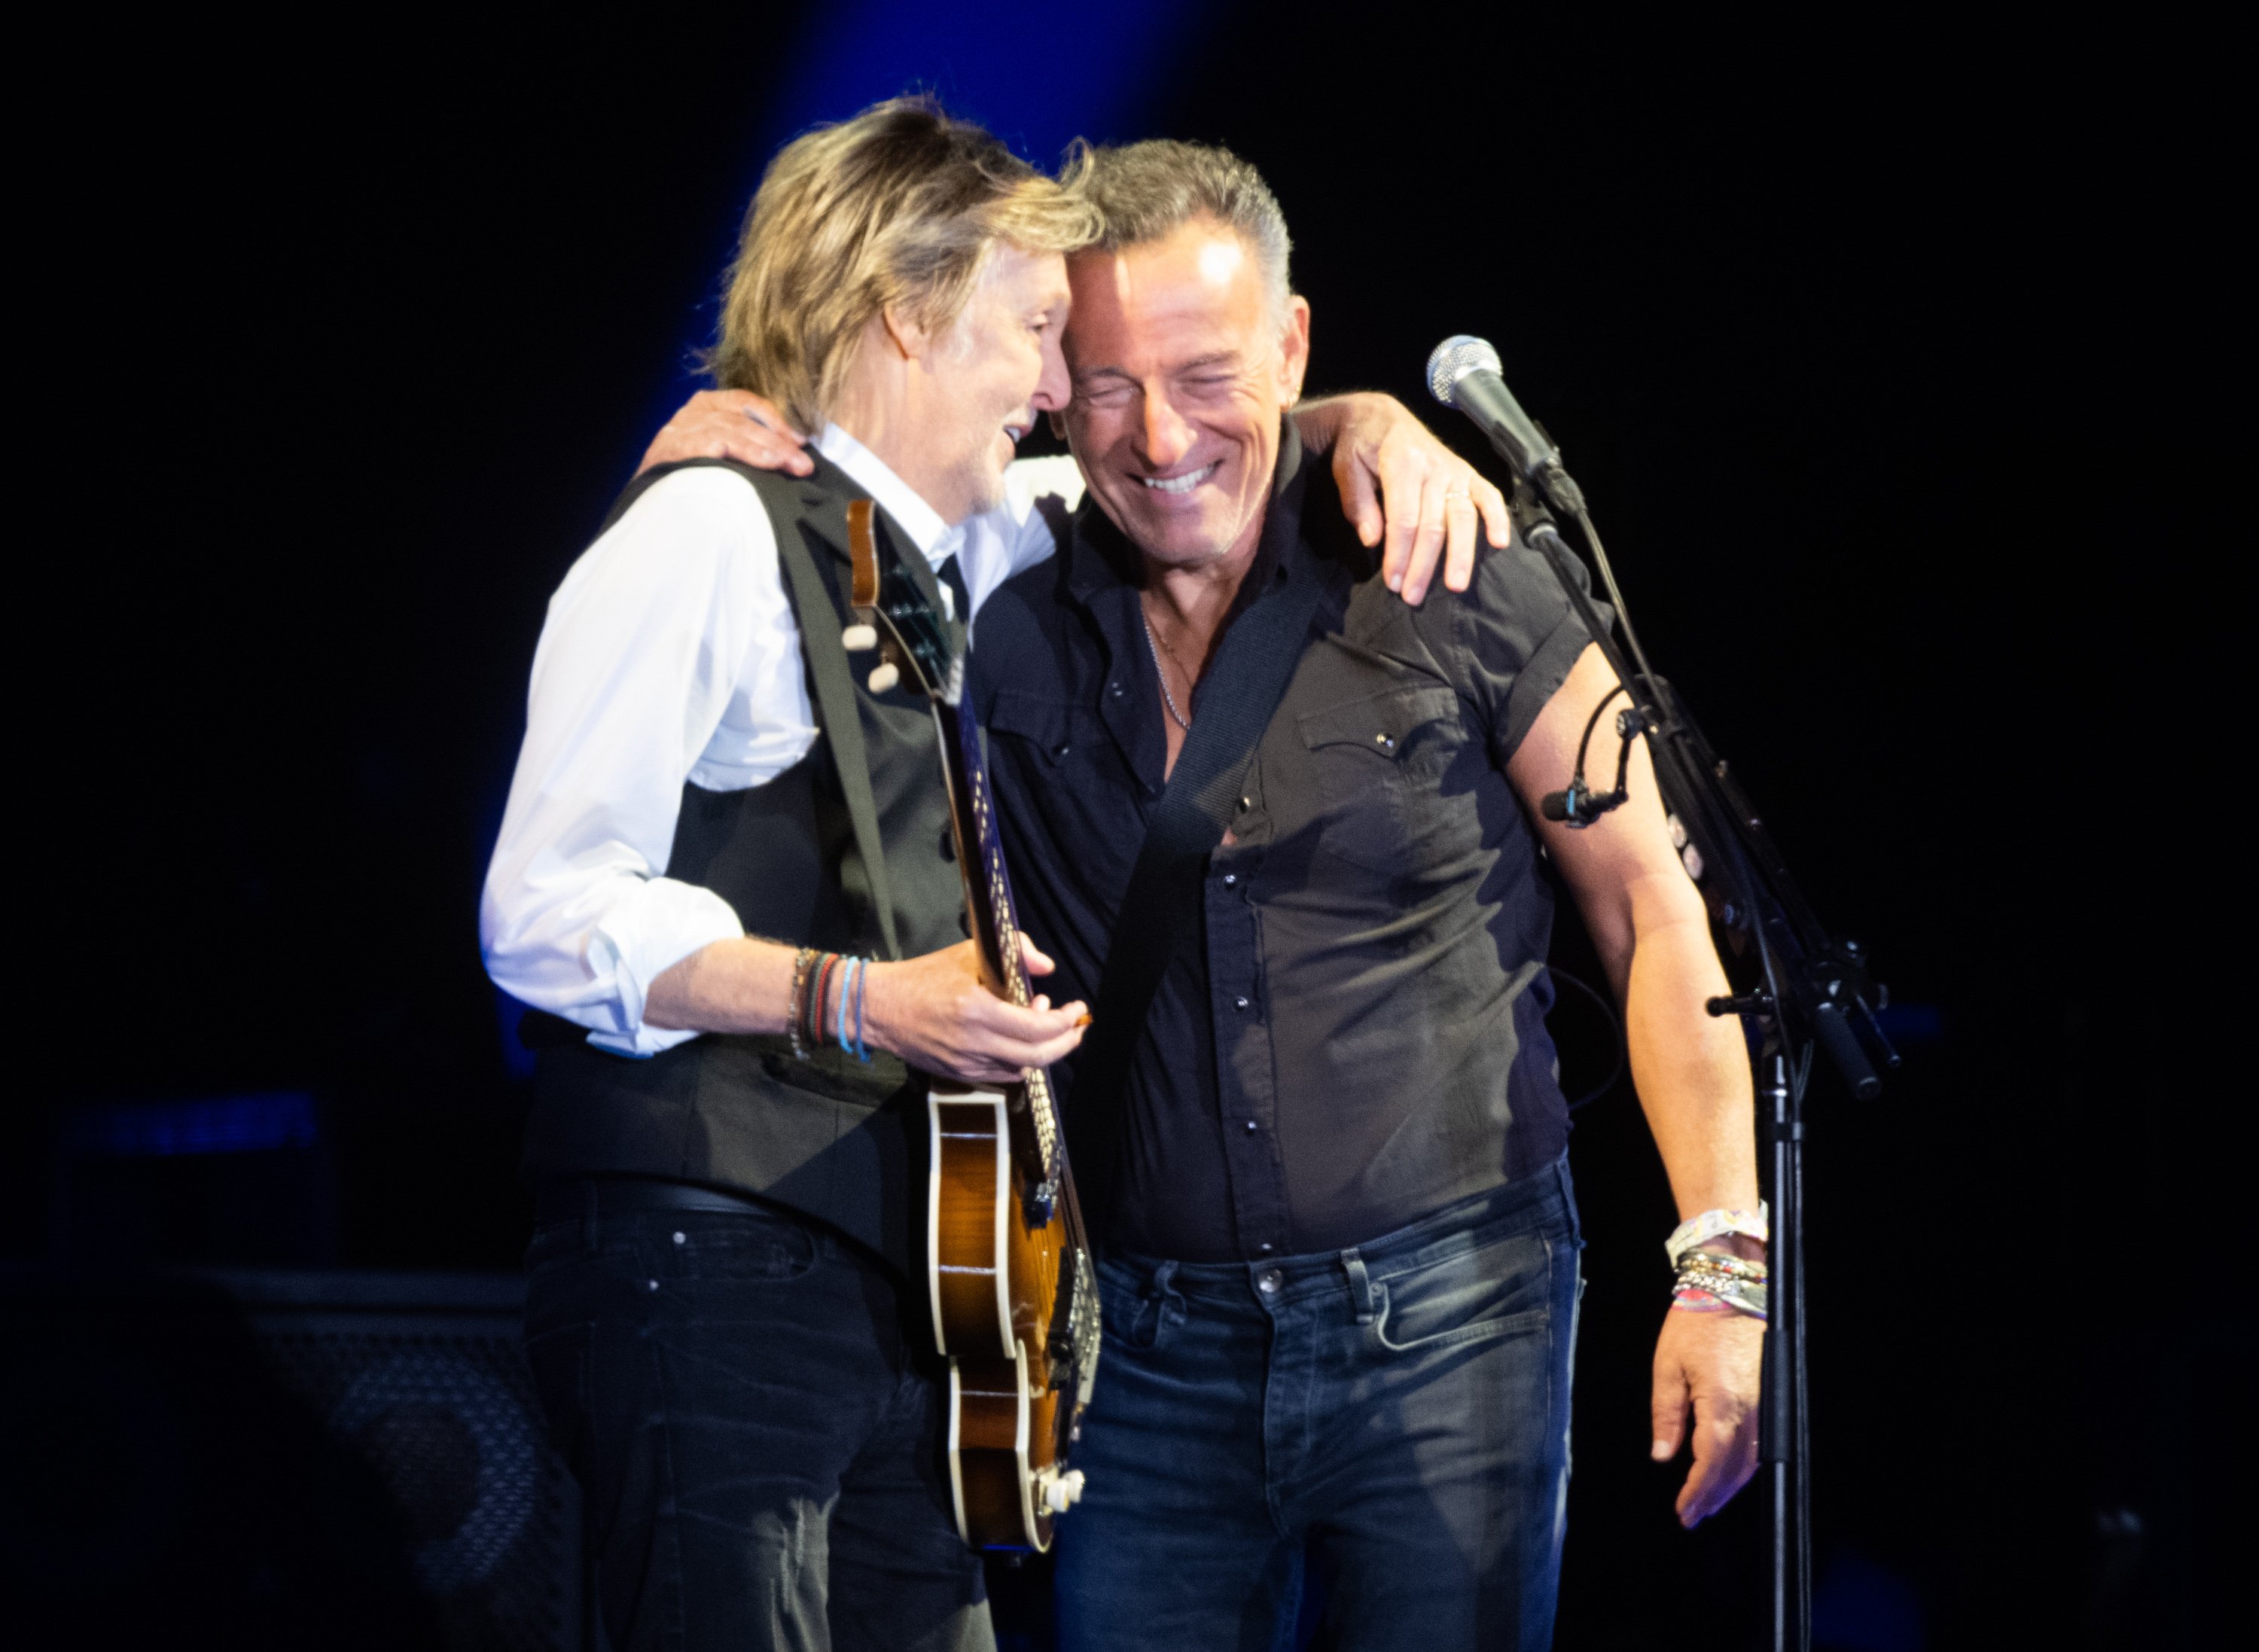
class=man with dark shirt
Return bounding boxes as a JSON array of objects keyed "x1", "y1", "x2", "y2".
[{"x1": 961, "y1": 143, "x2": 1767, "y2": 1650}]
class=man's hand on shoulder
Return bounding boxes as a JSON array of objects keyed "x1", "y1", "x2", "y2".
[
  {"x1": 639, "y1": 389, "x2": 814, "y2": 478},
  {"x1": 1649, "y1": 1298, "x2": 1764, "y2": 1527},
  {"x1": 1294, "y1": 392, "x2": 1511, "y2": 606}
]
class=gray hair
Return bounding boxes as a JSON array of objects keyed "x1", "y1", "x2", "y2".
[{"x1": 1080, "y1": 139, "x2": 1294, "y2": 325}]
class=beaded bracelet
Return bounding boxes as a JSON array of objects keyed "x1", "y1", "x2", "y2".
[
  {"x1": 787, "y1": 947, "x2": 819, "y2": 1059},
  {"x1": 1671, "y1": 1248, "x2": 1769, "y2": 1320},
  {"x1": 1665, "y1": 1204, "x2": 1770, "y2": 1269}
]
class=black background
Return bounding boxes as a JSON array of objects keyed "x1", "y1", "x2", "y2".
[{"x1": 19, "y1": 5, "x2": 2242, "y2": 1647}]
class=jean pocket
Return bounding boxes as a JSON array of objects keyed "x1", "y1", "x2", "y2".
[
  {"x1": 1372, "y1": 1230, "x2": 1553, "y2": 1354},
  {"x1": 674, "y1": 1209, "x2": 819, "y2": 1282},
  {"x1": 1099, "y1": 1265, "x2": 1179, "y2": 1352}
]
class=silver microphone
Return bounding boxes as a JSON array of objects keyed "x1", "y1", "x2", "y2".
[{"x1": 1425, "y1": 334, "x2": 1559, "y2": 486}]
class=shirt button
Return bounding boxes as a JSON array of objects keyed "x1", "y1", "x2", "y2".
[
  {"x1": 1221, "y1": 873, "x2": 1237, "y2": 886},
  {"x1": 1233, "y1": 995, "x2": 1250, "y2": 1011},
  {"x1": 1243, "y1": 1120, "x2": 1258, "y2": 1133},
  {"x1": 1110, "y1": 681, "x2": 1124, "y2": 697},
  {"x1": 1375, "y1": 733, "x2": 1397, "y2": 751},
  {"x1": 1258, "y1": 1269, "x2": 1283, "y2": 1295},
  {"x1": 1258, "y1": 1242, "x2": 1275, "y2": 1254},
  {"x1": 1053, "y1": 742, "x2": 1071, "y2": 758}
]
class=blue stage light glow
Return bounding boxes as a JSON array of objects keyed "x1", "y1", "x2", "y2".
[
  {"x1": 755, "y1": 0, "x2": 1204, "y2": 172},
  {"x1": 65, "y1": 1092, "x2": 320, "y2": 1158},
  {"x1": 635, "y1": 2, "x2": 1201, "y2": 443}
]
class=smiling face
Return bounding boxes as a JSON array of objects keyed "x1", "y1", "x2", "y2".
[
  {"x1": 1061, "y1": 217, "x2": 1310, "y2": 574},
  {"x1": 913, "y1": 242, "x2": 1073, "y2": 523}
]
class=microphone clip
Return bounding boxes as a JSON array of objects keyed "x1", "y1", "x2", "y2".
[
  {"x1": 1541, "y1": 776, "x2": 1627, "y2": 827},
  {"x1": 1540, "y1": 702, "x2": 1645, "y2": 829}
]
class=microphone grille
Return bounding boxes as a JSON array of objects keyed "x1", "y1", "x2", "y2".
[{"x1": 1426, "y1": 334, "x2": 1502, "y2": 408}]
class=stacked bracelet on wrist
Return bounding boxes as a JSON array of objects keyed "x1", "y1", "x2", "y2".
[
  {"x1": 1666, "y1": 1204, "x2": 1770, "y2": 1321},
  {"x1": 1664, "y1": 1203, "x2": 1769, "y2": 1268},
  {"x1": 785, "y1": 948, "x2": 874, "y2": 1064},
  {"x1": 787, "y1": 947, "x2": 820, "y2": 1059},
  {"x1": 1670, "y1": 1248, "x2": 1768, "y2": 1320}
]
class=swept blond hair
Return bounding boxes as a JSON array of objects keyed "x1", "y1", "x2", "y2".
[{"x1": 711, "y1": 97, "x2": 1100, "y2": 434}]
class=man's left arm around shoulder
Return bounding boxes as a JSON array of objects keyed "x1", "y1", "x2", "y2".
[
  {"x1": 1505, "y1": 641, "x2": 1765, "y2": 1530},
  {"x1": 633, "y1": 388, "x2": 1511, "y2": 607}
]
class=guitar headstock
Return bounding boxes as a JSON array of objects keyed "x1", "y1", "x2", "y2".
[{"x1": 841, "y1": 498, "x2": 959, "y2": 705}]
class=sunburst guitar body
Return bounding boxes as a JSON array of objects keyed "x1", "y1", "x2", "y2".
[{"x1": 845, "y1": 500, "x2": 1101, "y2": 1551}]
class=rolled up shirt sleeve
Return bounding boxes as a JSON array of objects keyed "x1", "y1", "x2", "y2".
[{"x1": 480, "y1": 469, "x2": 791, "y2": 1056}]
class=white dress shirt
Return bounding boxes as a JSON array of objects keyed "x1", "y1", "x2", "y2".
[{"x1": 480, "y1": 426, "x2": 1086, "y2": 1055}]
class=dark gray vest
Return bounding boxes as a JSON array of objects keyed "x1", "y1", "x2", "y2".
[{"x1": 522, "y1": 456, "x2": 965, "y2": 1273}]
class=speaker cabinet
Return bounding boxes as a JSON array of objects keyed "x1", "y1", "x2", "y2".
[{"x1": 0, "y1": 1267, "x2": 580, "y2": 1650}]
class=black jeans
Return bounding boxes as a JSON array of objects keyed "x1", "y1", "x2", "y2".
[{"x1": 523, "y1": 1191, "x2": 989, "y2": 1652}]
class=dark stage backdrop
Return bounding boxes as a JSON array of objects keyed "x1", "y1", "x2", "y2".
[{"x1": 20, "y1": 5, "x2": 2241, "y2": 1649}]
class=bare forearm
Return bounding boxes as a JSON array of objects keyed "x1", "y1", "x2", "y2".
[
  {"x1": 1618, "y1": 898, "x2": 1758, "y2": 1219},
  {"x1": 645, "y1": 935, "x2": 799, "y2": 1035},
  {"x1": 642, "y1": 933, "x2": 1093, "y2": 1086}
]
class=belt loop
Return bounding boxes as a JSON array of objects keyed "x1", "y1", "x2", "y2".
[
  {"x1": 1150, "y1": 1259, "x2": 1181, "y2": 1306},
  {"x1": 1341, "y1": 1248, "x2": 1376, "y2": 1324},
  {"x1": 581, "y1": 1178, "x2": 599, "y2": 1254}
]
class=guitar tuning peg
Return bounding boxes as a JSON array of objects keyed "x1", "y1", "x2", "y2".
[
  {"x1": 867, "y1": 661, "x2": 900, "y2": 694},
  {"x1": 841, "y1": 623, "x2": 878, "y2": 652}
]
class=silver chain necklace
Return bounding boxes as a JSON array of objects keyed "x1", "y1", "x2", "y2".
[{"x1": 1140, "y1": 608, "x2": 1192, "y2": 733}]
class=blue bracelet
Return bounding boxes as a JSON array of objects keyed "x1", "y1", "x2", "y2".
[
  {"x1": 834, "y1": 956, "x2": 855, "y2": 1053},
  {"x1": 852, "y1": 956, "x2": 870, "y2": 1062}
]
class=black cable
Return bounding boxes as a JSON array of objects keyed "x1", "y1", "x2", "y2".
[
  {"x1": 1571, "y1": 684, "x2": 1626, "y2": 777},
  {"x1": 1547, "y1": 966, "x2": 1626, "y2": 1111}
]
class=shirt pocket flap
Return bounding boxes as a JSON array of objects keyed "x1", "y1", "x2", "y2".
[
  {"x1": 986, "y1": 689, "x2": 1084, "y2": 765},
  {"x1": 1297, "y1": 684, "x2": 1461, "y2": 760}
]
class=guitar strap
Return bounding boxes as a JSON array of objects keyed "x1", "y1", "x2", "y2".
[
  {"x1": 1069, "y1": 542, "x2": 1328, "y2": 1241},
  {"x1": 778, "y1": 514, "x2": 905, "y2": 962}
]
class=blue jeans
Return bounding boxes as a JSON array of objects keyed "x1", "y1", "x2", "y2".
[
  {"x1": 1054, "y1": 1159, "x2": 1583, "y2": 1652},
  {"x1": 522, "y1": 1194, "x2": 989, "y2": 1652}
]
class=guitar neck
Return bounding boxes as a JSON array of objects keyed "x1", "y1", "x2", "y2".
[
  {"x1": 931, "y1": 698, "x2": 1029, "y2": 1005},
  {"x1": 930, "y1": 693, "x2": 1087, "y2": 1247}
]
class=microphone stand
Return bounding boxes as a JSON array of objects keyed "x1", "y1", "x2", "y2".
[{"x1": 1495, "y1": 468, "x2": 1898, "y2": 1652}]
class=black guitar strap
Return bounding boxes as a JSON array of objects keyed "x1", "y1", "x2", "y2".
[
  {"x1": 1069, "y1": 537, "x2": 1328, "y2": 1239},
  {"x1": 778, "y1": 517, "x2": 907, "y2": 962}
]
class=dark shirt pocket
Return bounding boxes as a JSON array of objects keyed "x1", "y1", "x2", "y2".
[
  {"x1": 988, "y1": 689, "x2": 1084, "y2": 767},
  {"x1": 1294, "y1": 684, "x2": 1465, "y2": 874},
  {"x1": 986, "y1": 688, "x2": 1142, "y2": 898}
]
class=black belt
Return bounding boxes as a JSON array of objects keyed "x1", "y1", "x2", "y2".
[{"x1": 535, "y1": 1175, "x2": 779, "y2": 1226}]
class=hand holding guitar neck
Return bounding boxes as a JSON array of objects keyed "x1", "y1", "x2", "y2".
[{"x1": 862, "y1": 933, "x2": 1088, "y2": 1087}]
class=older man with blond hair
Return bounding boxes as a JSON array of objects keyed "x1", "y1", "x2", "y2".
[{"x1": 492, "y1": 100, "x2": 1498, "y2": 1652}]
